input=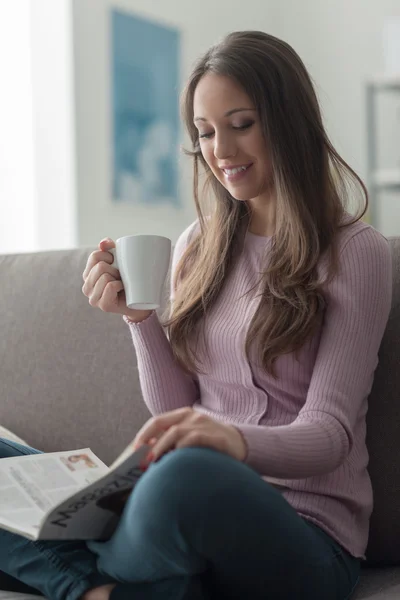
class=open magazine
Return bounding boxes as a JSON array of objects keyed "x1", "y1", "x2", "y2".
[{"x1": 0, "y1": 443, "x2": 150, "y2": 541}]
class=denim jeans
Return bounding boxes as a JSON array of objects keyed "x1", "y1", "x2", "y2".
[{"x1": 0, "y1": 438, "x2": 361, "y2": 600}]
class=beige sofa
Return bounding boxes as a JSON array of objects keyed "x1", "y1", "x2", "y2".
[{"x1": 0, "y1": 241, "x2": 399, "y2": 599}]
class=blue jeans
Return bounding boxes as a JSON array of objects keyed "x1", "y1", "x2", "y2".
[{"x1": 0, "y1": 438, "x2": 360, "y2": 600}]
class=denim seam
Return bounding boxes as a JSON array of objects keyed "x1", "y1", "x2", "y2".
[
  {"x1": 345, "y1": 574, "x2": 360, "y2": 600},
  {"x1": 296, "y1": 548, "x2": 344, "y2": 572},
  {"x1": 32, "y1": 542, "x2": 93, "y2": 579},
  {"x1": 65, "y1": 578, "x2": 98, "y2": 600}
]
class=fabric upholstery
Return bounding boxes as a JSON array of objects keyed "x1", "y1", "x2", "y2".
[
  {"x1": 365, "y1": 238, "x2": 400, "y2": 565},
  {"x1": 353, "y1": 567, "x2": 400, "y2": 599},
  {"x1": 0, "y1": 427, "x2": 27, "y2": 446},
  {"x1": 0, "y1": 249, "x2": 150, "y2": 466},
  {"x1": 0, "y1": 237, "x2": 399, "y2": 599},
  {"x1": 0, "y1": 593, "x2": 42, "y2": 600},
  {"x1": 0, "y1": 568, "x2": 397, "y2": 600}
]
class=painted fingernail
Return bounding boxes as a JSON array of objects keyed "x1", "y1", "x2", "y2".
[{"x1": 146, "y1": 452, "x2": 155, "y2": 463}]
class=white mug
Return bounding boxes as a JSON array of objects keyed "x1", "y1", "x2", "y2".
[{"x1": 109, "y1": 235, "x2": 171, "y2": 310}]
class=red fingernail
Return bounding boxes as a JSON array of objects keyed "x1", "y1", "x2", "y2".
[{"x1": 146, "y1": 452, "x2": 154, "y2": 463}]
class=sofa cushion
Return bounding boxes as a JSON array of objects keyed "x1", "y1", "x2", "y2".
[
  {"x1": 0, "y1": 584, "x2": 41, "y2": 599},
  {"x1": 0, "y1": 248, "x2": 151, "y2": 466},
  {"x1": 353, "y1": 566, "x2": 400, "y2": 599},
  {"x1": 0, "y1": 427, "x2": 27, "y2": 446},
  {"x1": 0, "y1": 239, "x2": 399, "y2": 570},
  {"x1": 0, "y1": 594, "x2": 42, "y2": 600},
  {"x1": 364, "y1": 238, "x2": 400, "y2": 565}
]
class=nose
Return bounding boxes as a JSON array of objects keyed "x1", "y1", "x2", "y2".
[{"x1": 213, "y1": 132, "x2": 236, "y2": 160}]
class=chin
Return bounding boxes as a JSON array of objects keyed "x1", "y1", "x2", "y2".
[{"x1": 226, "y1": 187, "x2": 255, "y2": 202}]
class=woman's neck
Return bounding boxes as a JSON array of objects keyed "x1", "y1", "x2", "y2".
[{"x1": 248, "y1": 192, "x2": 276, "y2": 237}]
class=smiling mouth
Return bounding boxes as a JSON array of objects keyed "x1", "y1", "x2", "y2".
[{"x1": 222, "y1": 164, "x2": 252, "y2": 176}]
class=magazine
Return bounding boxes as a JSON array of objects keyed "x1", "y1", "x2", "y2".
[{"x1": 0, "y1": 443, "x2": 149, "y2": 541}]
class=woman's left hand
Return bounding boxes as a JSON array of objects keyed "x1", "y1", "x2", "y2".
[{"x1": 133, "y1": 407, "x2": 247, "y2": 467}]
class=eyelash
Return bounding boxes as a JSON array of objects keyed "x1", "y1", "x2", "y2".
[{"x1": 198, "y1": 122, "x2": 254, "y2": 139}]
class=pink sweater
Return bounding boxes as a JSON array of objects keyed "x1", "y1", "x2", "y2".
[{"x1": 126, "y1": 219, "x2": 392, "y2": 558}]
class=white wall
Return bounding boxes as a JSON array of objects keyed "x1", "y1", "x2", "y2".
[
  {"x1": 72, "y1": 0, "x2": 276, "y2": 247},
  {"x1": 269, "y1": 0, "x2": 400, "y2": 235},
  {"x1": 73, "y1": 0, "x2": 400, "y2": 245},
  {"x1": 0, "y1": 1, "x2": 36, "y2": 254},
  {"x1": 0, "y1": 0, "x2": 78, "y2": 255},
  {"x1": 30, "y1": 0, "x2": 77, "y2": 250},
  {"x1": 1, "y1": 0, "x2": 397, "y2": 255}
]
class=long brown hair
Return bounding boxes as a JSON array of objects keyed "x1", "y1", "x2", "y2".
[{"x1": 164, "y1": 30, "x2": 368, "y2": 377}]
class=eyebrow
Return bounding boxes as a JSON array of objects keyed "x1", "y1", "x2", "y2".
[{"x1": 194, "y1": 107, "x2": 256, "y2": 122}]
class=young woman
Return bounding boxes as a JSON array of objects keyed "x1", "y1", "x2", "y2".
[{"x1": 0, "y1": 30, "x2": 392, "y2": 600}]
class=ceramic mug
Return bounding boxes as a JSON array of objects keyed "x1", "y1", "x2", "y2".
[{"x1": 109, "y1": 234, "x2": 171, "y2": 310}]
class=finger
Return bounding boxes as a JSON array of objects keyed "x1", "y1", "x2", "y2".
[
  {"x1": 136, "y1": 436, "x2": 163, "y2": 472},
  {"x1": 87, "y1": 273, "x2": 115, "y2": 306},
  {"x1": 99, "y1": 238, "x2": 116, "y2": 252},
  {"x1": 82, "y1": 249, "x2": 116, "y2": 281},
  {"x1": 175, "y1": 431, "x2": 223, "y2": 453},
  {"x1": 134, "y1": 408, "x2": 193, "y2": 448},
  {"x1": 151, "y1": 429, "x2": 222, "y2": 464},
  {"x1": 82, "y1": 260, "x2": 120, "y2": 297},
  {"x1": 150, "y1": 425, "x2": 188, "y2": 461},
  {"x1": 132, "y1": 433, "x2": 164, "y2": 452},
  {"x1": 97, "y1": 279, "x2": 125, "y2": 312},
  {"x1": 133, "y1": 408, "x2": 193, "y2": 449}
]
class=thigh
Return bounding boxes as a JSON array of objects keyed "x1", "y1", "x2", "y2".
[
  {"x1": 92, "y1": 448, "x2": 360, "y2": 600},
  {"x1": 0, "y1": 438, "x2": 42, "y2": 458},
  {"x1": 165, "y1": 449, "x2": 360, "y2": 600}
]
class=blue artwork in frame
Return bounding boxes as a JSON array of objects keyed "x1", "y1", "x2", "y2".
[{"x1": 111, "y1": 10, "x2": 181, "y2": 207}]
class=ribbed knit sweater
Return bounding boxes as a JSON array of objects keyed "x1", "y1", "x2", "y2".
[{"x1": 125, "y1": 218, "x2": 392, "y2": 558}]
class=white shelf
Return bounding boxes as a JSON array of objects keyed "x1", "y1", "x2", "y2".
[
  {"x1": 367, "y1": 75, "x2": 400, "y2": 90},
  {"x1": 372, "y1": 168, "x2": 400, "y2": 188}
]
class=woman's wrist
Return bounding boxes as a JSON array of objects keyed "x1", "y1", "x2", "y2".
[
  {"x1": 227, "y1": 425, "x2": 248, "y2": 462},
  {"x1": 123, "y1": 310, "x2": 154, "y2": 325}
]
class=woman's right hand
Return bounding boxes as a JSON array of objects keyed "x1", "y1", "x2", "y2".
[{"x1": 82, "y1": 238, "x2": 153, "y2": 323}]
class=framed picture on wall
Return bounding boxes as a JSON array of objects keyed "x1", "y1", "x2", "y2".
[{"x1": 111, "y1": 9, "x2": 181, "y2": 207}]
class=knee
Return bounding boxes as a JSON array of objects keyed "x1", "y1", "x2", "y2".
[
  {"x1": 144, "y1": 447, "x2": 238, "y2": 495},
  {"x1": 128, "y1": 448, "x2": 250, "y2": 522},
  {"x1": 0, "y1": 438, "x2": 40, "y2": 459}
]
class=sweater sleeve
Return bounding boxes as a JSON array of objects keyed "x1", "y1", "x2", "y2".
[
  {"x1": 124, "y1": 221, "x2": 200, "y2": 415},
  {"x1": 237, "y1": 228, "x2": 392, "y2": 479}
]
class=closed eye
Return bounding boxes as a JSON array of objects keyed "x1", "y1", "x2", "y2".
[
  {"x1": 233, "y1": 122, "x2": 254, "y2": 131},
  {"x1": 198, "y1": 121, "x2": 254, "y2": 140}
]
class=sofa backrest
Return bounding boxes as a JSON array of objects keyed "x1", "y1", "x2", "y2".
[
  {"x1": 0, "y1": 248, "x2": 151, "y2": 465},
  {"x1": 365, "y1": 237, "x2": 400, "y2": 565},
  {"x1": 0, "y1": 238, "x2": 399, "y2": 565}
]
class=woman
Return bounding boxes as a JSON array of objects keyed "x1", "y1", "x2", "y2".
[{"x1": 0, "y1": 31, "x2": 392, "y2": 600}]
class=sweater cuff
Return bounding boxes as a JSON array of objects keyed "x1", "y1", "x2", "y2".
[
  {"x1": 123, "y1": 310, "x2": 166, "y2": 342},
  {"x1": 123, "y1": 310, "x2": 157, "y2": 328},
  {"x1": 235, "y1": 424, "x2": 269, "y2": 473}
]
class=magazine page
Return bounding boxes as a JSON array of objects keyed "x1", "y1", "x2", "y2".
[
  {"x1": 38, "y1": 445, "x2": 149, "y2": 541},
  {"x1": 0, "y1": 449, "x2": 108, "y2": 539}
]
